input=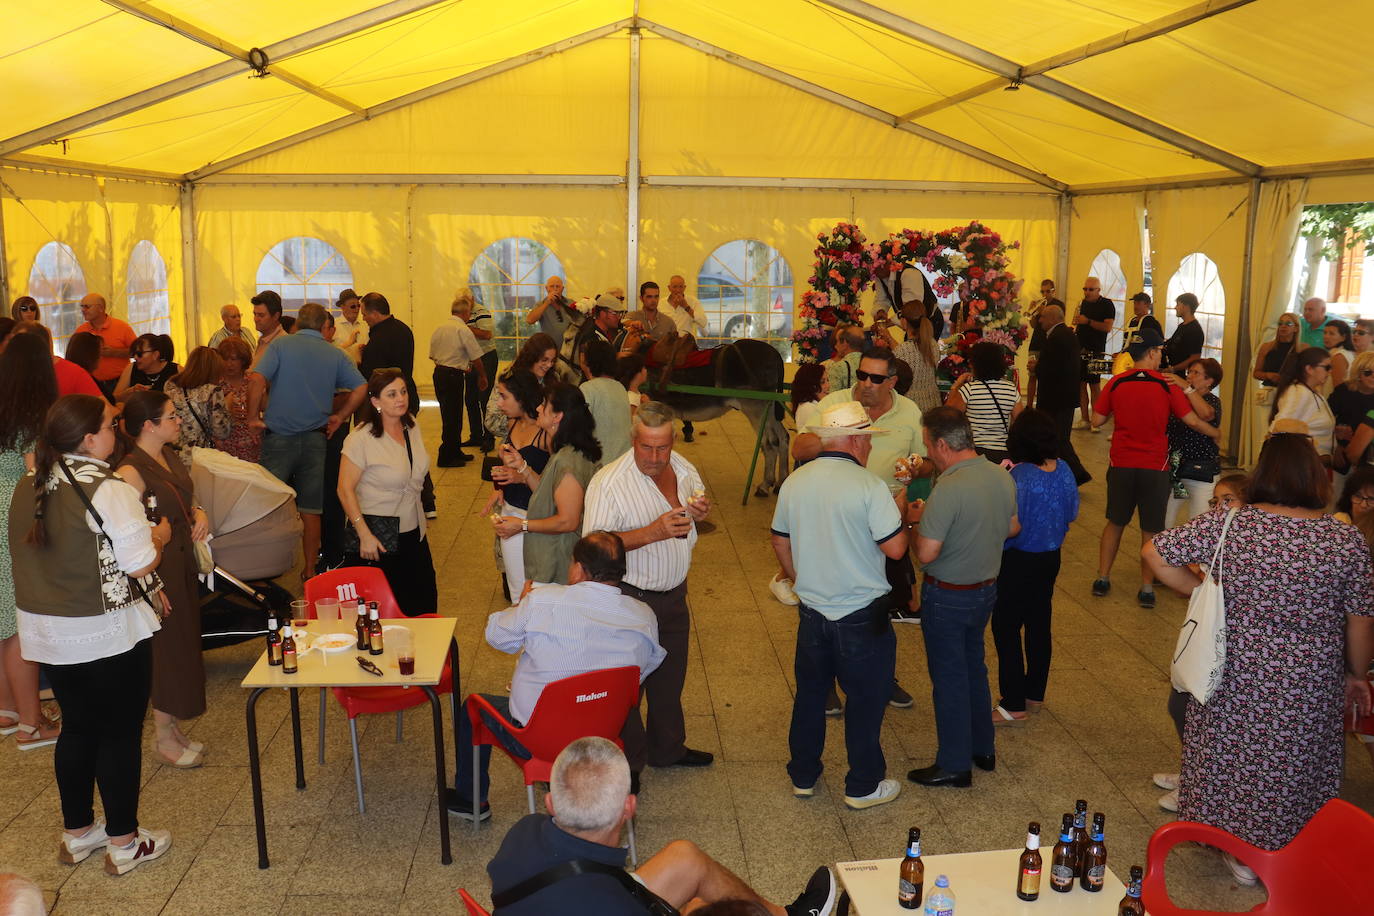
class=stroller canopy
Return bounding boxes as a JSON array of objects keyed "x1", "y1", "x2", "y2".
[{"x1": 189, "y1": 447, "x2": 295, "y2": 536}]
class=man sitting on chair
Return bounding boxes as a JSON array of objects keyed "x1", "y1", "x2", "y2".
[
  {"x1": 447, "y1": 532, "x2": 666, "y2": 822},
  {"x1": 487, "y1": 737, "x2": 839, "y2": 916}
]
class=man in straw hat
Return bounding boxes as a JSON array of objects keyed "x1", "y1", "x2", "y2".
[{"x1": 772, "y1": 401, "x2": 909, "y2": 810}]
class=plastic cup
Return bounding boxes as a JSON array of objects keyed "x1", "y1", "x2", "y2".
[
  {"x1": 392, "y1": 626, "x2": 415, "y2": 676},
  {"x1": 314, "y1": 598, "x2": 340, "y2": 622},
  {"x1": 290, "y1": 599, "x2": 309, "y2": 627}
]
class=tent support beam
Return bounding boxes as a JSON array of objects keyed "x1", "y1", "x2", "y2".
[
  {"x1": 640, "y1": 20, "x2": 1067, "y2": 192},
  {"x1": 899, "y1": 0, "x2": 1256, "y2": 121},
  {"x1": 1229, "y1": 177, "x2": 1262, "y2": 461},
  {"x1": 0, "y1": 185, "x2": 10, "y2": 307},
  {"x1": 645, "y1": 176, "x2": 1055, "y2": 194},
  {"x1": 0, "y1": 0, "x2": 450, "y2": 157},
  {"x1": 1073, "y1": 159, "x2": 1374, "y2": 195},
  {"x1": 1, "y1": 156, "x2": 183, "y2": 184},
  {"x1": 98, "y1": 0, "x2": 364, "y2": 115},
  {"x1": 195, "y1": 174, "x2": 624, "y2": 186},
  {"x1": 178, "y1": 181, "x2": 199, "y2": 355},
  {"x1": 1056, "y1": 193, "x2": 1071, "y2": 288},
  {"x1": 814, "y1": 0, "x2": 1258, "y2": 177},
  {"x1": 626, "y1": 26, "x2": 641, "y2": 298},
  {"x1": 185, "y1": 20, "x2": 634, "y2": 181}
]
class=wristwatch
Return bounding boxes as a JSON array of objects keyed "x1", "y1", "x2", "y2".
[{"x1": 521, "y1": 518, "x2": 529, "y2": 533}]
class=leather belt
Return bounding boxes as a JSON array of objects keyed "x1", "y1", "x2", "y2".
[{"x1": 925, "y1": 576, "x2": 996, "y2": 591}]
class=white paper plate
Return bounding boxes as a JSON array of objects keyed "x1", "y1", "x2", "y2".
[{"x1": 312, "y1": 633, "x2": 357, "y2": 653}]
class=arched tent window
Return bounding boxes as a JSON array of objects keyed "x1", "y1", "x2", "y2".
[
  {"x1": 28, "y1": 241, "x2": 87, "y2": 352},
  {"x1": 1165, "y1": 253, "x2": 1226, "y2": 361},
  {"x1": 1088, "y1": 248, "x2": 1128, "y2": 354},
  {"x1": 468, "y1": 237, "x2": 566, "y2": 361},
  {"x1": 255, "y1": 237, "x2": 354, "y2": 316},
  {"x1": 697, "y1": 240, "x2": 794, "y2": 359},
  {"x1": 127, "y1": 241, "x2": 170, "y2": 337}
]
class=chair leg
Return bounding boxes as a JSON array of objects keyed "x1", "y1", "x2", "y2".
[
  {"x1": 473, "y1": 745, "x2": 482, "y2": 836},
  {"x1": 395, "y1": 710, "x2": 403, "y2": 743},
  {"x1": 348, "y1": 718, "x2": 365, "y2": 814},
  {"x1": 317, "y1": 688, "x2": 327, "y2": 765},
  {"x1": 526, "y1": 784, "x2": 536, "y2": 814},
  {"x1": 627, "y1": 815, "x2": 638, "y2": 868}
]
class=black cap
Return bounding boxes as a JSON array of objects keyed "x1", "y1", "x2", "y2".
[
  {"x1": 1130, "y1": 291, "x2": 1151, "y2": 304},
  {"x1": 1126, "y1": 327, "x2": 1165, "y2": 358}
]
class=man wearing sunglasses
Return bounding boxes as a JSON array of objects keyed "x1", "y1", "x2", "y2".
[
  {"x1": 1352, "y1": 319, "x2": 1374, "y2": 354},
  {"x1": 1073, "y1": 277, "x2": 1115, "y2": 431},
  {"x1": 74, "y1": 293, "x2": 137, "y2": 398}
]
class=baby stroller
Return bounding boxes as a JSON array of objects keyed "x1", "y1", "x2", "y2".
[{"x1": 189, "y1": 447, "x2": 302, "y2": 649}]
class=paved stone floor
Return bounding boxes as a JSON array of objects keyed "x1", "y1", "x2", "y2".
[{"x1": 1, "y1": 406, "x2": 1371, "y2": 914}]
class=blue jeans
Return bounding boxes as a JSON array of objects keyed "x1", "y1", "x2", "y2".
[
  {"x1": 454, "y1": 694, "x2": 531, "y2": 805},
  {"x1": 788, "y1": 598, "x2": 896, "y2": 798},
  {"x1": 920, "y1": 581, "x2": 997, "y2": 772}
]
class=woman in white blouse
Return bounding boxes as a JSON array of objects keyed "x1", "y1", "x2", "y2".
[
  {"x1": 338, "y1": 369, "x2": 436, "y2": 615},
  {"x1": 11, "y1": 394, "x2": 174, "y2": 875},
  {"x1": 1270, "y1": 346, "x2": 1336, "y2": 460}
]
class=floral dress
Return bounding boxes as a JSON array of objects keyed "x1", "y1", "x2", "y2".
[
  {"x1": 166, "y1": 380, "x2": 232, "y2": 467},
  {"x1": 0, "y1": 447, "x2": 28, "y2": 640},
  {"x1": 215, "y1": 376, "x2": 261, "y2": 462},
  {"x1": 1152, "y1": 506, "x2": 1374, "y2": 849},
  {"x1": 895, "y1": 339, "x2": 941, "y2": 414}
]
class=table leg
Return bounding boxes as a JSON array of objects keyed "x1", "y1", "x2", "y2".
[
  {"x1": 245, "y1": 687, "x2": 270, "y2": 869},
  {"x1": 423, "y1": 686, "x2": 452, "y2": 865},
  {"x1": 288, "y1": 687, "x2": 305, "y2": 790},
  {"x1": 448, "y1": 638, "x2": 461, "y2": 765}
]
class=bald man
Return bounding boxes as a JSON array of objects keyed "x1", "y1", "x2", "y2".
[
  {"x1": 208, "y1": 304, "x2": 257, "y2": 352},
  {"x1": 665, "y1": 275, "x2": 708, "y2": 337},
  {"x1": 525, "y1": 276, "x2": 582, "y2": 342},
  {"x1": 1073, "y1": 276, "x2": 1115, "y2": 430},
  {"x1": 74, "y1": 293, "x2": 136, "y2": 392},
  {"x1": 1300, "y1": 297, "x2": 1330, "y2": 348}
]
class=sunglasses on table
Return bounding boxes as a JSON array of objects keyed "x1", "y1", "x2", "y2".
[{"x1": 855, "y1": 369, "x2": 891, "y2": 383}]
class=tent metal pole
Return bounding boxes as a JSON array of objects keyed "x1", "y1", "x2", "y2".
[
  {"x1": 179, "y1": 182, "x2": 199, "y2": 353},
  {"x1": 1056, "y1": 193, "x2": 1072, "y2": 287},
  {"x1": 0, "y1": 183, "x2": 10, "y2": 307},
  {"x1": 626, "y1": 27, "x2": 641, "y2": 297},
  {"x1": 1229, "y1": 177, "x2": 1262, "y2": 463}
]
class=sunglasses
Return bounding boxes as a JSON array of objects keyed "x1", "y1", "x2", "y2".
[
  {"x1": 1318, "y1": 364, "x2": 1333, "y2": 371},
  {"x1": 855, "y1": 369, "x2": 891, "y2": 383},
  {"x1": 1363, "y1": 370, "x2": 1374, "y2": 378},
  {"x1": 17, "y1": 304, "x2": 37, "y2": 313},
  {"x1": 1083, "y1": 287, "x2": 1099, "y2": 292}
]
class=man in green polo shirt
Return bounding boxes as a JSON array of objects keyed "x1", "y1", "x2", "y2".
[
  {"x1": 908, "y1": 407, "x2": 1018, "y2": 789},
  {"x1": 773, "y1": 401, "x2": 909, "y2": 811}
]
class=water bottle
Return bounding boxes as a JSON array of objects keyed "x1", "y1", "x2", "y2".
[{"x1": 923, "y1": 874, "x2": 954, "y2": 916}]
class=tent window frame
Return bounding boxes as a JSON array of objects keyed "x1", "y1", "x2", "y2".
[
  {"x1": 27, "y1": 241, "x2": 88, "y2": 352},
  {"x1": 696, "y1": 239, "x2": 794, "y2": 360},
  {"x1": 127, "y1": 240, "x2": 171, "y2": 338},
  {"x1": 1165, "y1": 252, "x2": 1226, "y2": 363},
  {"x1": 255, "y1": 236, "x2": 355, "y2": 317},
  {"x1": 1088, "y1": 247, "x2": 1128, "y2": 354},
  {"x1": 467, "y1": 237, "x2": 567, "y2": 362}
]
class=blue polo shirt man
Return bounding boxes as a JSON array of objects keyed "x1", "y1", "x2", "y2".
[
  {"x1": 253, "y1": 303, "x2": 367, "y2": 572},
  {"x1": 772, "y1": 400, "x2": 908, "y2": 811}
]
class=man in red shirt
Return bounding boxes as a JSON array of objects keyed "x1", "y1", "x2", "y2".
[
  {"x1": 74, "y1": 293, "x2": 135, "y2": 395},
  {"x1": 1090, "y1": 328, "x2": 1220, "y2": 607}
]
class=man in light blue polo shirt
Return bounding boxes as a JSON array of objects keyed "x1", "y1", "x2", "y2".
[
  {"x1": 773, "y1": 401, "x2": 908, "y2": 812},
  {"x1": 251, "y1": 302, "x2": 367, "y2": 576}
]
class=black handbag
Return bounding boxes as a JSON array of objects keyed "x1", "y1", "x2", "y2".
[
  {"x1": 343, "y1": 430, "x2": 412, "y2": 557},
  {"x1": 480, "y1": 455, "x2": 501, "y2": 482},
  {"x1": 1176, "y1": 457, "x2": 1220, "y2": 483}
]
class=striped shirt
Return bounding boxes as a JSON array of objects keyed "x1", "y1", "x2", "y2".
[
  {"x1": 582, "y1": 448, "x2": 705, "y2": 591},
  {"x1": 961, "y1": 378, "x2": 1019, "y2": 450},
  {"x1": 486, "y1": 581, "x2": 666, "y2": 723}
]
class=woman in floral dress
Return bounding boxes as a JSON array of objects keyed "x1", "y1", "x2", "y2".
[
  {"x1": 1146, "y1": 432, "x2": 1374, "y2": 883},
  {"x1": 214, "y1": 337, "x2": 260, "y2": 462}
]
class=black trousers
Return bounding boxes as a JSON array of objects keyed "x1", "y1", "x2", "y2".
[
  {"x1": 465, "y1": 351, "x2": 499, "y2": 445},
  {"x1": 991, "y1": 547, "x2": 1061, "y2": 711},
  {"x1": 44, "y1": 638, "x2": 153, "y2": 836},
  {"x1": 433, "y1": 365, "x2": 467, "y2": 463},
  {"x1": 1048, "y1": 405, "x2": 1092, "y2": 485},
  {"x1": 319, "y1": 423, "x2": 348, "y2": 570},
  {"x1": 618, "y1": 582, "x2": 690, "y2": 770},
  {"x1": 345, "y1": 528, "x2": 438, "y2": 616}
]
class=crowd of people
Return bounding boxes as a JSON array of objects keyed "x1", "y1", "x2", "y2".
[{"x1": 3, "y1": 272, "x2": 1373, "y2": 906}]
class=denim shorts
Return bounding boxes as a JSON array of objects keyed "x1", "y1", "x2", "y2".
[{"x1": 260, "y1": 430, "x2": 326, "y2": 514}]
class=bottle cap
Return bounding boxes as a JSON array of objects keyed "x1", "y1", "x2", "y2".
[{"x1": 934, "y1": 875, "x2": 949, "y2": 887}]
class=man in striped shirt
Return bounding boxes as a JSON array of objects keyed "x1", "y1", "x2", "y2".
[{"x1": 583, "y1": 402, "x2": 713, "y2": 775}]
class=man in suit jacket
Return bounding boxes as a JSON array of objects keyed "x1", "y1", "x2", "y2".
[{"x1": 1034, "y1": 305, "x2": 1091, "y2": 486}]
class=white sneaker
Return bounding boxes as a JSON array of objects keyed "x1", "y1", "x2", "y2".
[
  {"x1": 103, "y1": 826, "x2": 171, "y2": 876},
  {"x1": 59, "y1": 818, "x2": 109, "y2": 864},
  {"x1": 844, "y1": 778, "x2": 901, "y2": 810},
  {"x1": 1158, "y1": 789, "x2": 1179, "y2": 812},
  {"x1": 769, "y1": 573, "x2": 800, "y2": 606},
  {"x1": 1223, "y1": 852, "x2": 1258, "y2": 886},
  {"x1": 1153, "y1": 772, "x2": 1180, "y2": 790}
]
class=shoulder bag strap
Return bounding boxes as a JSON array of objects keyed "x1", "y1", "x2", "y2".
[
  {"x1": 58, "y1": 459, "x2": 155, "y2": 607},
  {"x1": 981, "y1": 380, "x2": 1009, "y2": 432},
  {"x1": 176, "y1": 387, "x2": 213, "y2": 442},
  {"x1": 1207, "y1": 507, "x2": 1238, "y2": 584},
  {"x1": 491, "y1": 857, "x2": 677, "y2": 914}
]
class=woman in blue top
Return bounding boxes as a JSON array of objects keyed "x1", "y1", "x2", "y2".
[{"x1": 990, "y1": 409, "x2": 1079, "y2": 724}]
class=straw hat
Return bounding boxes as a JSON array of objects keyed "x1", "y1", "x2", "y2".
[{"x1": 808, "y1": 401, "x2": 887, "y2": 437}]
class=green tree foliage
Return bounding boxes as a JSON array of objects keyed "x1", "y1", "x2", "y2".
[{"x1": 1296, "y1": 202, "x2": 1374, "y2": 303}]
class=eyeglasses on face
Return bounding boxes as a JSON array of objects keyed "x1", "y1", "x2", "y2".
[
  {"x1": 1317, "y1": 363, "x2": 1333, "y2": 371},
  {"x1": 855, "y1": 369, "x2": 891, "y2": 383},
  {"x1": 1352, "y1": 494, "x2": 1374, "y2": 506},
  {"x1": 1083, "y1": 287, "x2": 1099, "y2": 292},
  {"x1": 151, "y1": 413, "x2": 179, "y2": 424},
  {"x1": 1208, "y1": 494, "x2": 1238, "y2": 509}
]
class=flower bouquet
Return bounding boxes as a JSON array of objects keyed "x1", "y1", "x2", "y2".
[{"x1": 792, "y1": 223, "x2": 872, "y2": 362}]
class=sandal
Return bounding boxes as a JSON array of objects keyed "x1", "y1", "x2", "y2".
[
  {"x1": 992, "y1": 705, "x2": 1029, "y2": 725},
  {"x1": 155, "y1": 745, "x2": 204, "y2": 769},
  {"x1": 1025, "y1": 699, "x2": 1044, "y2": 714},
  {"x1": 0, "y1": 709, "x2": 19, "y2": 736},
  {"x1": 15, "y1": 720, "x2": 60, "y2": 750}
]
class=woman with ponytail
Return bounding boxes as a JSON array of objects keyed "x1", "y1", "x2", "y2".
[
  {"x1": 115, "y1": 390, "x2": 210, "y2": 768},
  {"x1": 10, "y1": 394, "x2": 174, "y2": 875},
  {"x1": 494, "y1": 381, "x2": 602, "y2": 586}
]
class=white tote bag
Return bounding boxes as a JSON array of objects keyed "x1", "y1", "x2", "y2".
[{"x1": 1170, "y1": 508, "x2": 1236, "y2": 704}]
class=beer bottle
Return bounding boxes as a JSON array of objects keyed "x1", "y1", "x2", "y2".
[
  {"x1": 367, "y1": 603, "x2": 384, "y2": 656},
  {"x1": 1118, "y1": 865, "x2": 1144, "y2": 916},
  {"x1": 354, "y1": 598, "x2": 369, "y2": 650},
  {"x1": 898, "y1": 827, "x2": 923, "y2": 909},
  {"x1": 281, "y1": 625, "x2": 298, "y2": 674},
  {"x1": 1050, "y1": 813, "x2": 1075, "y2": 893},
  {"x1": 145, "y1": 493, "x2": 161, "y2": 524},
  {"x1": 1071, "y1": 799, "x2": 1089, "y2": 876},
  {"x1": 1016, "y1": 822, "x2": 1042, "y2": 901},
  {"x1": 266, "y1": 614, "x2": 282, "y2": 666},
  {"x1": 1080, "y1": 812, "x2": 1107, "y2": 892}
]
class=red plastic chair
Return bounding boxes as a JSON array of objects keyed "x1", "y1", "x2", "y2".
[
  {"x1": 1143, "y1": 798, "x2": 1374, "y2": 915},
  {"x1": 467, "y1": 666, "x2": 641, "y2": 862},
  {"x1": 457, "y1": 889, "x2": 490, "y2": 916},
  {"x1": 304, "y1": 567, "x2": 455, "y2": 813}
]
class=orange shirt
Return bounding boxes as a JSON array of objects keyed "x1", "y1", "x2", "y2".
[{"x1": 75, "y1": 316, "x2": 136, "y2": 381}]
